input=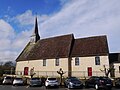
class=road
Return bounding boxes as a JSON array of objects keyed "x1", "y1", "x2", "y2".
[{"x1": 0, "y1": 85, "x2": 120, "y2": 90}]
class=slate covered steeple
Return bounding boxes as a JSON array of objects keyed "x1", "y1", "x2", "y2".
[{"x1": 30, "y1": 17, "x2": 40, "y2": 44}]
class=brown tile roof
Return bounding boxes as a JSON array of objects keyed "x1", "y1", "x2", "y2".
[
  {"x1": 16, "y1": 34, "x2": 109, "y2": 62},
  {"x1": 71, "y1": 35, "x2": 109, "y2": 57},
  {"x1": 16, "y1": 34, "x2": 74, "y2": 61}
]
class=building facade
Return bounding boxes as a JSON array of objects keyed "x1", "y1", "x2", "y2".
[
  {"x1": 15, "y1": 18, "x2": 110, "y2": 77},
  {"x1": 109, "y1": 53, "x2": 120, "y2": 77}
]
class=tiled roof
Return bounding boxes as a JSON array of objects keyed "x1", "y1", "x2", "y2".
[
  {"x1": 71, "y1": 35, "x2": 109, "y2": 57},
  {"x1": 16, "y1": 34, "x2": 74, "y2": 61},
  {"x1": 16, "y1": 34, "x2": 109, "y2": 62}
]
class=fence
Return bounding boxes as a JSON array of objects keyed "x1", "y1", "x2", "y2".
[
  {"x1": 3, "y1": 70, "x2": 120, "y2": 78},
  {"x1": 15, "y1": 71, "x2": 107, "y2": 78}
]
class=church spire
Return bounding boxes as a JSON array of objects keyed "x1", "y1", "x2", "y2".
[
  {"x1": 34, "y1": 17, "x2": 39, "y2": 35},
  {"x1": 30, "y1": 17, "x2": 40, "y2": 44}
]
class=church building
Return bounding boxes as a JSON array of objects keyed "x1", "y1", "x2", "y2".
[{"x1": 15, "y1": 18, "x2": 110, "y2": 77}]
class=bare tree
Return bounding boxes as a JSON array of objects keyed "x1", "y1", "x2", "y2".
[
  {"x1": 100, "y1": 65, "x2": 115, "y2": 77},
  {"x1": 0, "y1": 61, "x2": 15, "y2": 76},
  {"x1": 57, "y1": 68, "x2": 66, "y2": 85},
  {"x1": 30, "y1": 67, "x2": 36, "y2": 78}
]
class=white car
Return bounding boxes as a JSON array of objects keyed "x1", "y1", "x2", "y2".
[
  {"x1": 45, "y1": 77, "x2": 59, "y2": 88},
  {"x1": 13, "y1": 77, "x2": 24, "y2": 86}
]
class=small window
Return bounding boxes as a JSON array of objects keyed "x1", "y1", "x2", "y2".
[
  {"x1": 95, "y1": 56, "x2": 100, "y2": 65},
  {"x1": 43, "y1": 59, "x2": 46, "y2": 66},
  {"x1": 75, "y1": 57, "x2": 79, "y2": 66},
  {"x1": 55, "y1": 58, "x2": 59, "y2": 66},
  {"x1": 30, "y1": 37, "x2": 35, "y2": 43}
]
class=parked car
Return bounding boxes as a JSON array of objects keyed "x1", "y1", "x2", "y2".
[
  {"x1": 45, "y1": 77, "x2": 59, "y2": 88},
  {"x1": 85, "y1": 76, "x2": 113, "y2": 90},
  {"x1": 2, "y1": 76, "x2": 14, "y2": 85},
  {"x1": 64, "y1": 77, "x2": 83, "y2": 89},
  {"x1": 29, "y1": 77, "x2": 42, "y2": 87},
  {"x1": 115, "y1": 78, "x2": 120, "y2": 88},
  {"x1": 13, "y1": 77, "x2": 24, "y2": 86}
]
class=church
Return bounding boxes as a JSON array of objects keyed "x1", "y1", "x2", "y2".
[{"x1": 15, "y1": 18, "x2": 110, "y2": 77}]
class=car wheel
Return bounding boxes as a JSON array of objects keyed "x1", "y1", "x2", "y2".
[
  {"x1": 29, "y1": 85, "x2": 31, "y2": 87},
  {"x1": 95, "y1": 84, "x2": 99, "y2": 90},
  {"x1": 46, "y1": 86, "x2": 48, "y2": 89},
  {"x1": 107, "y1": 87, "x2": 112, "y2": 90},
  {"x1": 85, "y1": 83, "x2": 89, "y2": 88},
  {"x1": 64, "y1": 83, "x2": 67, "y2": 87}
]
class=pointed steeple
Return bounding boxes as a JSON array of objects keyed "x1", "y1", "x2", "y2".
[
  {"x1": 34, "y1": 17, "x2": 39, "y2": 35},
  {"x1": 30, "y1": 17, "x2": 40, "y2": 44}
]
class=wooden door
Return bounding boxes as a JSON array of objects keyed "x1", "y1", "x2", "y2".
[
  {"x1": 88, "y1": 67, "x2": 92, "y2": 76},
  {"x1": 24, "y1": 67, "x2": 29, "y2": 75}
]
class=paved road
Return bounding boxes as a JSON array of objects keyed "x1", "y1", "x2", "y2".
[{"x1": 0, "y1": 85, "x2": 120, "y2": 90}]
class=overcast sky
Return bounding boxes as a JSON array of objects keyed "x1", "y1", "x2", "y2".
[{"x1": 0, "y1": 0, "x2": 120, "y2": 62}]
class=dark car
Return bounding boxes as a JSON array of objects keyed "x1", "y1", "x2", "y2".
[
  {"x1": 64, "y1": 77, "x2": 83, "y2": 89},
  {"x1": 2, "y1": 76, "x2": 14, "y2": 85},
  {"x1": 115, "y1": 78, "x2": 120, "y2": 88},
  {"x1": 85, "y1": 76, "x2": 113, "y2": 90},
  {"x1": 29, "y1": 77, "x2": 42, "y2": 87}
]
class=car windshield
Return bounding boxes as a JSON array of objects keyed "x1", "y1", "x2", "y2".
[
  {"x1": 89, "y1": 76, "x2": 99, "y2": 80},
  {"x1": 70, "y1": 78, "x2": 80, "y2": 82},
  {"x1": 31, "y1": 78, "x2": 40, "y2": 80},
  {"x1": 15, "y1": 78, "x2": 22, "y2": 80},
  {"x1": 99, "y1": 77, "x2": 110, "y2": 80},
  {"x1": 5, "y1": 77, "x2": 12, "y2": 79},
  {"x1": 94, "y1": 77, "x2": 100, "y2": 80},
  {"x1": 48, "y1": 78, "x2": 56, "y2": 80}
]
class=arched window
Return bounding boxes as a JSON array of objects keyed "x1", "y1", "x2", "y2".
[{"x1": 75, "y1": 57, "x2": 79, "y2": 66}]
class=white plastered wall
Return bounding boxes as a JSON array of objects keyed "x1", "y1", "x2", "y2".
[
  {"x1": 71, "y1": 56, "x2": 109, "y2": 77},
  {"x1": 16, "y1": 58, "x2": 68, "y2": 77}
]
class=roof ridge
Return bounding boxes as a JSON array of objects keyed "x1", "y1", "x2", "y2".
[
  {"x1": 40, "y1": 34, "x2": 74, "y2": 40},
  {"x1": 75, "y1": 35, "x2": 107, "y2": 40}
]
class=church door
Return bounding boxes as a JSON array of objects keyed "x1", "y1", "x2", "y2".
[
  {"x1": 88, "y1": 67, "x2": 92, "y2": 76},
  {"x1": 24, "y1": 67, "x2": 29, "y2": 75}
]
